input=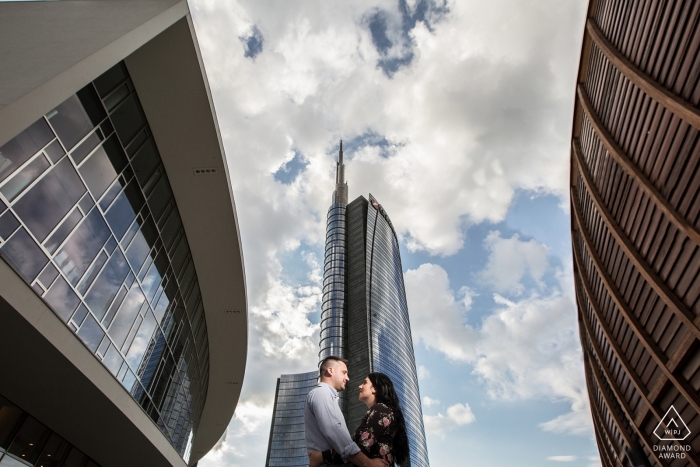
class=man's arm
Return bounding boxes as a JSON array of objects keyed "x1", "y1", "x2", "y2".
[{"x1": 312, "y1": 388, "x2": 360, "y2": 459}]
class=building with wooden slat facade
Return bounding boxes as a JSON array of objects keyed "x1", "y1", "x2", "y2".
[{"x1": 571, "y1": 1, "x2": 700, "y2": 466}]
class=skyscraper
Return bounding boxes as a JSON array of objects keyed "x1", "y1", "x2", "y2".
[
  {"x1": 0, "y1": 2, "x2": 247, "y2": 466},
  {"x1": 266, "y1": 144, "x2": 429, "y2": 467},
  {"x1": 571, "y1": 1, "x2": 700, "y2": 466}
]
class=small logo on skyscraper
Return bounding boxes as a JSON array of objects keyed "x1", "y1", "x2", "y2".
[
  {"x1": 654, "y1": 406, "x2": 691, "y2": 441},
  {"x1": 370, "y1": 199, "x2": 380, "y2": 210}
]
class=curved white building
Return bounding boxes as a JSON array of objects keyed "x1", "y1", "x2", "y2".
[{"x1": 0, "y1": 2, "x2": 247, "y2": 466}]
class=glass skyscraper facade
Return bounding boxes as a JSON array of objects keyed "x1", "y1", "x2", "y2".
[
  {"x1": 264, "y1": 371, "x2": 318, "y2": 467},
  {"x1": 0, "y1": 62, "x2": 208, "y2": 461},
  {"x1": 266, "y1": 145, "x2": 428, "y2": 467}
]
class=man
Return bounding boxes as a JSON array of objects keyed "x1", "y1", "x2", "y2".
[{"x1": 305, "y1": 356, "x2": 387, "y2": 467}]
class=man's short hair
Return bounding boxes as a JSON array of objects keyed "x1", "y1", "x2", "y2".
[{"x1": 319, "y1": 356, "x2": 348, "y2": 378}]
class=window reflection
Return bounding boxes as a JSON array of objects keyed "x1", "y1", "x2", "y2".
[
  {"x1": 12, "y1": 158, "x2": 86, "y2": 242},
  {"x1": 47, "y1": 86, "x2": 105, "y2": 151},
  {"x1": 0, "y1": 119, "x2": 53, "y2": 184},
  {"x1": 0, "y1": 62, "x2": 206, "y2": 458}
]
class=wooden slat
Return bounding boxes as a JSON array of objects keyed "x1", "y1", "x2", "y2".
[
  {"x1": 586, "y1": 348, "x2": 668, "y2": 467},
  {"x1": 575, "y1": 273, "x2": 700, "y2": 467},
  {"x1": 573, "y1": 139, "x2": 700, "y2": 340},
  {"x1": 636, "y1": 332, "x2": 697, "y2": 426},
  {"x1": 584, "y1": 353, "x2": 627, "y2": 467},
  {"x1": 571, "y1": 187, "x2": 700, "y2": 416},
  {"x1": 584, "y1": 355, "x2": 626, "y2": 467},
  {"x1": 577, "y1": 85, "x2": 700, "y2": 248},
  {"x1": 587, "y1": 18, "x2": 700, "y2": 131},
  {"x1": 573, "y1": 255, "x2": 651, "y2": 410}
]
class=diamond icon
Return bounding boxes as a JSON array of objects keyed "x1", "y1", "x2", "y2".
[{"x1": 654, "y1": 406, "x2": 691, "y2": 441}]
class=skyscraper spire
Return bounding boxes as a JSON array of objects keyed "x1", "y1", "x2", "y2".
[{"x1": 332, "y1": 140, "x2": 348, "y2": 204}]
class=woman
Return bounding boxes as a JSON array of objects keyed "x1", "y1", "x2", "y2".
[{"x1": 309, "y1": 372, "x2": 409, "y2": 467}]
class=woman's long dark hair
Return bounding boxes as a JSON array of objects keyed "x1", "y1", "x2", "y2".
[{"x1": 367, "y1": 372, "x2": 409, "y2": 466}]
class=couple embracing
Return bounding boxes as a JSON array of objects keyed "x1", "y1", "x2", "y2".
[{"x1": 305, "y1": 356, "x2": 409, "y2": 467}]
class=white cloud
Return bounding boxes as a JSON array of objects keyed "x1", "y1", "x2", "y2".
[
  {"x1": 198, "y1": 401, "x2": 273, "y2": 466},
  {"x1": 417, "y1": 365, "x2": 430, "y2": 380},
  {"x1": 424, "y1": 403, "x2": 475, "y2": 435},
  {"x1": 547, "y1": 456, "x2": 577, "y2": 462},
  {"x1": 481, "y1": 231, "x2": 549, "y2": 295},
  {"x1": 404, "y1": 263, "x2": 478, "y2": 361},
  {"x1": 422, "y1": 396, "x2": 440, "y2": 407},
  {"x1": 405, "y1": 259, "x2": 591, "y2": 437},
  {"x1": 190, "y1": 0, "x2": 584, "y2": 257}
]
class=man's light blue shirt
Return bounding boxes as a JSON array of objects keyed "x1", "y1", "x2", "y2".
[{"x1": 304, "y1": 382, "x2": 360, "y2": 460}]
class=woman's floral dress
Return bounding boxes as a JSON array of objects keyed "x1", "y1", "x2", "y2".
[{"x1": 321, "y1": 402, "x2": 397, "y2": 465}]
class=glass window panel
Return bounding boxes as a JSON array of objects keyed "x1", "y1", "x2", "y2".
[
  {"x1": 0, "y1": 455, "x2": 29, "y2": 467},
  {"x1": 141, "y1": 262, "x2": 162, "y2": 304},
  {"x1": 6, "y1": 415, "x2": 49, "y2": 465},
  {"x1": 34, "y1": 432, "x2": 71, "y2": 467},
  {"x1": 102, "y1": 83, "x2": 130, "y2": 112},
  {"x1": 104, "y1": 236, "x2": 117, "y2": 254},
  {"x1": 160, "y1": 210, "x2": 181, "y2": 251},
  {"x1": 97, "y1": 178, "x2": 122, "y2": 213},
  {"x1": 37, "y1": 263, "x2": 58, "y2": 290},
  {"x1": 140, "y1": 216, "x2": 157, "y2": 246},
  {"x1": 0, "y1": 155, "x2": 50, "y2": 201},
  {"x1": 61, "y1": 447, "x2": 88, "y2": 467},
  {"x1": 0, "y1": 211, "x2": 20, "y2": 241},
  {"x1": 78, "y1": 194, "x2": 94, "y2": 216},
  {"x1": 84, "y1": 249, "x2": 129, "y2": 320},
  {"x1": 125, "y1": 129, "x2": 148, "y2": 159},
  {"x1": 125, "y1": 232, "x2": 150, "y2": 274},
  {"x1": 0, "y1": 118, "x2": 53, "y2": 183},
  {"x1": 76, "y1": 313, "x2": 104, "y2": 353},
  {"x1": 0, "y1": 198, "x2": 6, "y2": 214},
  {"x1": 79, "y1": 136, "x2": 127, "y2": 200},
  {"x1": 93, "y1": 62, "x2": 128, "y2": 98},
  {"x1": 102, "y1": 344, "x2": 123, "y2": 376},
  {"x1": 121, "y1": 369, "x2": 137, "y2": 391},
  {"x1": 131, "y1": 139, "x2": 161, "y2": 187},
  {"x1": 109, "y1": 282, "x2": 145, "y2": 348},
  {"x1": 70, "y1": 129, "x2": 102, "y2": 166},
  {"x1": 152, "y1": 290, "x2": 169, "y2": 322},
  {"x1": 71, "y1": 304, "x2": 89, "y2": 327},
  {"x1": 111, "y1": 94, "x2": 146, "y2": 146},
  {"x1": 100, "y1": 119, "x2": 114, "y2": 139},
  {"x1": 105, "y1": 181, "x2": 143, "y2": 240},
  {"x1": 44, "y1": 276, "x2": 80, "y2": 322},
  {"x1": 54, "y1": 209, "x2": 110, "y2": 285},
  {"x1": 12, "y1": 157, "x2": 86, "y2": 242},
  {"x1": 0, "y1": 398, "x2": 23, "y2": 450},
  {"x1": 156, "y1": 202, "x2": 173, "y2": 230},
  {"x1": 170, "y1": 237, "x2": 188, "y2": 276},
  {"x1": 76, "y1": 250, "x2": 108, "y2": 295},
  {"x1": 43, "y1": 208, "x2": 82, "y2": 255},
  {"x1": 120, "y1": 218, "x2": 140, "y2": 250},
  {"x1": 147, "y1": 176, "x2": 171, "y2": 221},
  {"x1": 47, "y1": 85, "x2": 105, "y2": 151},
  {"x1": 122, "y1": 314, "x2": 143, "y2": 354},
  {"x1": 125, "y1": 310, "x2": 156, "y2": 369},
  {"x1": 0, "y1": 228, "x2": 48, "y2": 282},
  {"x1": 44, "y1": 139, "x2": 65, "y2": 164},
  {"x1": 101, "y1": 286, "x2": 127, "y2": 329}
]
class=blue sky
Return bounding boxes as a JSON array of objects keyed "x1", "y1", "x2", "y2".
[{"x1": 187, "y1": 0, "x2": 597, "y2": 465}]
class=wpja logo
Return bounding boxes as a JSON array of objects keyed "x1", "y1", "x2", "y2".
[
  {"x1": 652, "y1": 406, "x2": 692, "y2": 460},
  {"x1": 654, "y1": 406, "x2": 691, "y2": 441}
]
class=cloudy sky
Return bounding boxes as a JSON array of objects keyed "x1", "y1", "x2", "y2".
[{"x1": 187, "y1": 0, "x2": 598, "y2": 465}]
